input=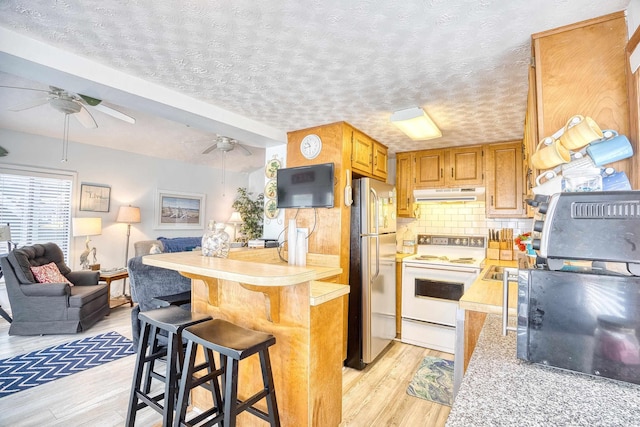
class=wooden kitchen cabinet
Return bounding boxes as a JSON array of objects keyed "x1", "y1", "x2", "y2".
[
  {"x1": 529, "y1": 12, "x2": 630, "y2": 178},
  {"x1": 351, "y1": 129, "x2": 388, "y2": 181},
  {"x1": 414, "y1": 146, "x2": 483, "y2": 188},
  {"x1": 485, "y1": 141, "x2": 527, "y2": 218},
  {"x1": 372, "y1": 141, "x2": 388, "y2": 179},
  {"x1": 396, "y1": 152, "x2": 414, "y2": 217}
]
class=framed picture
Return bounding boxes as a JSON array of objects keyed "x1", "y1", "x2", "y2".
[
  {"x1": 155, "y1": 190, "x2": 205, "y2": 229},
  {"x1": 79, "y1": 183, "x2": 111, "y2": 212}
]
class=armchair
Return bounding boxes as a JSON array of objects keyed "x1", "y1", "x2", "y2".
[
  {"x1": 128, "y1": 255, "x2": 192, "y2": 347},
  {"x1": 0, "y1": 242, "x2": 110, "y2": 335}
]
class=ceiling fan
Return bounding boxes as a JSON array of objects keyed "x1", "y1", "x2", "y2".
[
  {"x1": 1, "y1": 85, "x2": 136, "y2": 128},
  {"x1": 1, "y1": 85, "x2": 136, "y2": 162},
  {"x1": 202, "y1": 136, "x2": 252, "y2": 156}
]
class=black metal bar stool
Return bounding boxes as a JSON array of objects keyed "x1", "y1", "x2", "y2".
[
  {"x1": 126, "y1": 305, "x2": 212, "y2": 427},
  {"x1": 174, "y1": 319, "x2": 280, "y2": 427}
]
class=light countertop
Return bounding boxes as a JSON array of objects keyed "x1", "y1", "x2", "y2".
[
  {"x1": 143, "y1": 251, "x2": 341, "y2": 287},
  {"x1": 458, "y1": 259, "x2": 519, "y2": 315},
  {"x1": 447, "y1": 315, "x2": 640, "y2": 426}
]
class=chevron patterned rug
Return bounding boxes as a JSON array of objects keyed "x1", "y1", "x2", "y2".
[{"x1": 0, "y1": 331, "x2": 135, "y2": 398}]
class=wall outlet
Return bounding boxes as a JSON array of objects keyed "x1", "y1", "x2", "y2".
[{"x1": 297, "y1": 227, "x2": 309, "y2": 252}]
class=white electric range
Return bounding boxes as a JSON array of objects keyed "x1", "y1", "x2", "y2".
[{"x1": 401, "y1": 234, "x2": 485, "y2": 353}]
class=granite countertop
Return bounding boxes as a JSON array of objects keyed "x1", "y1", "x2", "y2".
[{"x1": 447, "y1": 315, "x2": 640, "y2": 426}]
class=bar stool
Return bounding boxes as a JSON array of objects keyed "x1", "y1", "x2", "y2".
[
  {"x1": 174, "y1": 319, "x2": 280, "y2": 427},
  {"x1": 126, "y1": 306, "x2": 212, "y2": 427}
]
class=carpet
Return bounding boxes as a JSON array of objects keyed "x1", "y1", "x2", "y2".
[
  {"x1": 0, "y1": 331, "x2": 135, "y2": 398},
  {"x1": 406, "y1": 356, "x2": 454, "y2": 406}
]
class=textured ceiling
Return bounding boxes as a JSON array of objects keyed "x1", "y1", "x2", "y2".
[{"x1": 0, "y1": 0, "x2": 631, "y2": 172}]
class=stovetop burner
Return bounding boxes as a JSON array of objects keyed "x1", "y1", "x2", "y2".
[{"x1": 405, "y1": 234, "x2": 486, "y2": 268}]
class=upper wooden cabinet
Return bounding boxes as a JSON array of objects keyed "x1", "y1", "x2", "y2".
[
  {"x1": 485, "y1": 141, "x2": 526, "y2": 218},
  {"x1": 396, "y1": 152, "x2": 414, "y2": 218},
  {"x1": 372, "y1": 141, "x2": 388, "y2": 179},
  {"x1": 529, "y1": 12, "x2": 630, "y2": 178},
  {"x1": 414, "y1": 146, "x2": 483, "y2": 188},
  {"x1": 351, "y1": 129, "x2": 388, "y2": 181}
]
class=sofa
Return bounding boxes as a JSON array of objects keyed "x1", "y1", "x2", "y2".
[
  {"x1": 134, "y1": 236, "x2": 202, "y2": 256},
  {"x1": 0, "y1": 243, "x2": 109, "y2": 335}
]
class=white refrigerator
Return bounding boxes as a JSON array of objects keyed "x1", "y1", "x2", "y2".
[{"x1": 346, "y1": 178, "x2": 397, "y2": 369}]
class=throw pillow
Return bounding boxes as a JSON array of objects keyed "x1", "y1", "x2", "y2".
[
  {"x1": 149, "y1": 244, "x2": 162, "y2": 254},
  {"x1": 30, "y1": 262, "x2": 74, "y2": 286}
]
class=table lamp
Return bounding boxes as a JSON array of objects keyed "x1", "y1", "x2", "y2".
[
  {"x1": 72, "y1": 217, "x2": 102, "y2": 269},
  {"x1": 0, "y1": 223, "x2": 14, "y2": 252},
  {"x1": 227, "y1": 211, "x2": 243, "y2": 243}
]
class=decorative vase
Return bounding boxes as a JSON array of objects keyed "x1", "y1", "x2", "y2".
[{"x1": 202, "y1": 221, "x2": 230, "y2": 258}]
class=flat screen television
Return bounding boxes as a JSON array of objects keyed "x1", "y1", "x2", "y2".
[{"x1": 276, "y1": 163, "x2": 335, "y2": 209}]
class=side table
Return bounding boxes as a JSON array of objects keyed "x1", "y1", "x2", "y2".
[{"x1": 99, "y1": 270, "x2": 134, "y2": 309}]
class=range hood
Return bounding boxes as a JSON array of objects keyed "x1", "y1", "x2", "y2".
[{"x1": 413, "y1": 187, "x2": 485, "y2": 202}]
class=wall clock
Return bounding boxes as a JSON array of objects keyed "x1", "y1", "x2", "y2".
[{"x1": 300, "y1": 134, "x2": 322, "y2": 159}]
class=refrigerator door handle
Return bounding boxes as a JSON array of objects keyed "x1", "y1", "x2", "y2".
[
  {"x1": 373, "y1": 235, "x2": 380, "y2": 281},
  {"x1": 370, "y1": 187, "x2": 379, "y2": 235}
]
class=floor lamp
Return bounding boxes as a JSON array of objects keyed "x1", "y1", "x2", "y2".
[{"x1": 116, "y1": 205, "x2": 141, "y2": 296}]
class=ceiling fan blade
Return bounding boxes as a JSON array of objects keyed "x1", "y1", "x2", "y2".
[
  {"x1": 74, "y1": 105, "x2": 98, "y2": 129},
  {"x1": 8, "y1": 96, "x2": 49, "y2": 112},
  {"x1": 78, "y1": 93, "x2": 101, "y2": 106},
  {"x1": 237, "y1": 143, "x2": 252, "y2": 156},
  {"x1": 202, "y1": 143, "x2": 218, "y2": 154},
  {"x1": 92, "y1": 103, "x2": 136, "y2": 124},
  {"x1": 0, "y1": 85, "x2": 51, "y2": 93}
]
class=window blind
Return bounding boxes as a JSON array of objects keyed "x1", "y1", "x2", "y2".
[{"x1": 0, "y1": 168, "x2": 74, "y2": 260}]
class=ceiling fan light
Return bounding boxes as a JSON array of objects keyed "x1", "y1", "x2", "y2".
[
  {"x1": 50, "y1": 97, "x2": 81, "y2": 115},
  {"x1": 390, "y1": 107, "x2": 442, "y2": 140}
]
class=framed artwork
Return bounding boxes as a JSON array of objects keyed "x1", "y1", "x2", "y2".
[
  {"x1": 155, "y1": 190, "x2": 205, "y2": 229},
  {"x1": 79, "y1": 183, "x2": 111, "y2": 212}
]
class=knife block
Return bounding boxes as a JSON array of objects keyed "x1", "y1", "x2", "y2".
[
  {"x1": 499, "y1": 249, "x2": 514, "y2": 261},
  {"x1": 487, "y1": 241, "x2": 500, "y2": 260}
]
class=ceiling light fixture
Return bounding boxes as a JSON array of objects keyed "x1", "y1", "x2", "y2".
[{"x1": 390, "y1": 107, "x2": 442, "y2": 140}]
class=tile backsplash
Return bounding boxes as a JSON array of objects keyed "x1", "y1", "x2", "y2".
[{"x1": 397, "y1": 202, "x2": 533, "y2": 238}]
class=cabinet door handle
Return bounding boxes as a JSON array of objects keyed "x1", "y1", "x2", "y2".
[
  {"x1": 491, "y1": 195, "x2": 494, "y2": 206},
  {"x1": 451, "y1": 167, "x2": 454, "y2": 178},
  {"x1": 440, "y1": 168, "x2": 443, "y2": 178}
]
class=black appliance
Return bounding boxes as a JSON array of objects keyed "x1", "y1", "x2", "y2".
[
  {"x1": 276, "y1": 163, "x2": 335, "y2": 209},
  {"x1": 515, "y1": 190, "x2": 640, "y2": 385},
  {"x1": 530, "y1": 191, "x2": 640, "y2": 274}
]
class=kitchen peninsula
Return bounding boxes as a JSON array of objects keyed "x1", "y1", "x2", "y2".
[{"x1": 143, "y1": 249, "x2": 347, "y2": 427}]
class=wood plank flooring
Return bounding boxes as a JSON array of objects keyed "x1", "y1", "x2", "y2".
[{"x1": 0, "y1": 305, "x2": 452, "y2": 426}]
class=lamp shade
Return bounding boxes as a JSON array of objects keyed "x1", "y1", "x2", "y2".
[
  {"x1": 116, "y1": 206, "x2": 141, "y2": 224},
  {"x1": 228, "y1": 211, "x2": 243, "y2": 224},
  {"x1": 0, "y1": 225, "x2": 11, "y2": 241},
  {"x1": 390, "y1": 107, "x2": 442, "y2": 140},
  {"x1": 72, "y1": 217, "x2": 102, "y2": 237}
]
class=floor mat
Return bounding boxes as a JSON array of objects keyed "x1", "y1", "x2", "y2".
[
  {"x1": 406, "y1": 356, "x2": 454, "y2": 406},
  {"x1": 0, "y1": 331, "x2": 135, "y2": 398}
]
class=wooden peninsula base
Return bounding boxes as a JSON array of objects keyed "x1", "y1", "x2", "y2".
[{"x1": 144, "y1": 250, "x2": 347, "y2": 427}]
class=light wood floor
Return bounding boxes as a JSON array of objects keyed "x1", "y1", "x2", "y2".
[{"x1": 0, "y1": 305, "x2": 452, "y2": 426}]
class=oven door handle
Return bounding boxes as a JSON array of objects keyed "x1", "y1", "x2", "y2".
[{"x1": 404, "y1": 264, "x2": 478, "y2": 274}]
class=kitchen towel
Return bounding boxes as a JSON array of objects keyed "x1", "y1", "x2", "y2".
[{"x1": 406, "y1": 356, "x2": 454, "y2": 406}]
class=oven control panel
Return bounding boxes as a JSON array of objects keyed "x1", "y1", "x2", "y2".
[{"x1": 417, "y1": 234, "x2": 485, "y2": 248}]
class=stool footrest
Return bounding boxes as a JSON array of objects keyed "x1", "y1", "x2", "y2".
[{"x1": 237, "y1": 389, "x2": 270, "y2": 421}]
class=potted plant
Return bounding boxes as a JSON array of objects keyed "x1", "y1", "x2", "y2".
[{"x1": 231, "y1": 187, "x2": 264, "y2": 242}]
